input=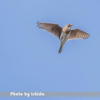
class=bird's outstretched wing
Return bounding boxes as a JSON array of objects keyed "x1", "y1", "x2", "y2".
[
  {"x1": 68, "y1": 29, "x2": 90, "y2": 40},
  {"x1": 37, "y1": 21, "x2": 62, "y2": 39}
]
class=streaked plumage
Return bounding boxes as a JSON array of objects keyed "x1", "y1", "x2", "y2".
[{"x1": 37, "y1": 21, "x2": 90, "y2": 53}]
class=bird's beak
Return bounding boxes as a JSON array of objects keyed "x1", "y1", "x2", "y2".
[{"x1": 71, "y1": 24, "x2": 73, "y2": 28}]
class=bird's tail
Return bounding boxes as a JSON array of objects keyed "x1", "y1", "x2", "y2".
[{"x1": 58, "y1": 44, "x2": 63, "y2": 53}]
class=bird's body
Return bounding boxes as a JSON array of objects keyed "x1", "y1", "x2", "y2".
[
  {"x1": 59, "y1": 30, "x2": 71, "y2": 53},
  {"x1": 60, "y1": 32, "x2": 70, "y2": 43},
  {"x1": 37, "y1": 21, "x2": 90, "y2": 53}
]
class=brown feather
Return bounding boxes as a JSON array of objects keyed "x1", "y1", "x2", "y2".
[
  {"x1": 58, "y1": 44, "x2": 63, "y2": 53},
  {"x1": 68, "y1": 29, "x2": 90, "y2": 40},
  {"x1": 37, "y1": 21, "x2": 62, "y2": 39}
]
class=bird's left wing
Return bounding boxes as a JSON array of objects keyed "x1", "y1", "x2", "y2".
[
  {"x1": 37, "y1": 21, "x2": 62, "y2": 39},
  {"x1": 68, "y1": 29, "x2": 90, "y2": 40}
]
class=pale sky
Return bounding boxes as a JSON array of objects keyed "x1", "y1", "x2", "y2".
[{"x1": 0, "y1": 0, "x2": 100, "y2": 100}]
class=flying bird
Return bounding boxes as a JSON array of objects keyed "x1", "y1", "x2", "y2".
[{"x1": 37, "y1": 21, "x2": 90, "y2": 53}]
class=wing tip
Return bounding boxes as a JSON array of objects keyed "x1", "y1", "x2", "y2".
[
  {"x1": 84, "y1": 34, "x2": 90, "y2": 39},
  {"x1": 36, "y1": 21, "x2": 41, "y2": 28}
]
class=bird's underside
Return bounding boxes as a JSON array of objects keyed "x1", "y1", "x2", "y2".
[{"x1": 37, "y1": 21, "x2": 90, "y2": 53}]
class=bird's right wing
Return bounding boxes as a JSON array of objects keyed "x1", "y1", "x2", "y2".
[
  {"x1": 37, "y1": 21, "x2": 62, "y2": 39},
  {"x1": 68, "y1": 29, "x2": 90, "y2": 40}
]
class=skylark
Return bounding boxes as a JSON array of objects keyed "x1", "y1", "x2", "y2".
[{"x1": 37, "y1": 21, "x2": 90, "y2": 53}]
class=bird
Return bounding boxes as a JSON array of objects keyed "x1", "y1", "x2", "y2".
[{"x1": 37, "y1": 21, "x2": 90, "y2": 53}]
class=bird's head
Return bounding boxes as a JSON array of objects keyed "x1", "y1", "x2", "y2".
[
  {"x1": 63, "y1": 24, "x2": 73, "y2": 32},
  {"x1": 65, "y1": 24, "x2": 73, "y2": 29}
]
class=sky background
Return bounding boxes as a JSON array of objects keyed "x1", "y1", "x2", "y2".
[{"x1": 0, "y1": 0, "x2": 100, "y2": 100}]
